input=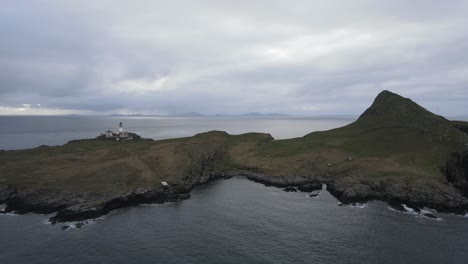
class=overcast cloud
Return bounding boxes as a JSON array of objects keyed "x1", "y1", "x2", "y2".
[{"x1": 1, "y1": 1, "x2": 468, "y2": 116}]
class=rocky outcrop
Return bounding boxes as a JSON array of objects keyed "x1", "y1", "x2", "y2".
[
  {"x1": 297, "y1": 183, "x2": 322, "y2": 192},
  {"x1": 0, "y1": 185, "x2": 15, "y2": 204},
  {"x1": 443, "y1": 151, "x2": 468, "y2": 196},
  {"x1": 49, "y1": 188, "x2": 189, "y2": 223},
  {"x1": 327, "y1": 177, "x2": 468, "y2": 214},
  {"x1": 176, "y1": 141, "x2": 227, "y2": 193},
  {"x1": 234, "y1": 170, "x2": 322, "y2": 190},
  {"x1": 283, "y1": 187, "x2": 298, "y2": 192},
  {"x1": 4, "y1": 187, "x2": 80, "y2": 214},
  {"x1": 3, "y1": 168, "x2": 468, "y2": 222},
  {"x1": 2, "y1": 186, "x2": 194, "y2": 223}
]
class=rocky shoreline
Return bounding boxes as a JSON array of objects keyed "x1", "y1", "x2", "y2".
[
  {"x1": 326, "y1": 179, "x2": 468, "y2": 215},
  {"x1": 2, "y1": 168, "x2": 467, "y2": 224}
]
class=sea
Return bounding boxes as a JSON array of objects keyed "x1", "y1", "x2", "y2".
[{"x1": 1, "y1": 115, "x2": 468, "y2": 264}]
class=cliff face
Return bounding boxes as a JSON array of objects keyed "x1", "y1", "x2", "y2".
[
  {"x1": 1, "y1": 90, "x2": 468, "y2": 223},
  {"x1": 444, "y1": 151, "x2": 468, "y2": 196}
]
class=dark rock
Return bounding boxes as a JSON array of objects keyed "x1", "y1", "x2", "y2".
[
  {"x1": 327, "y1": 175, "x2": 468, "y2": 214},
  {"x1": 423, "y1": 213, "x2": 437, "y2": 219},
  {"x1": 297, "y1": 182, "x2": 322, "y2": 192},
  {"x1": 443, "y1": 150, "x2": 468, "y2": 196},
  {"x1": 388, "y1": 201, "x2": 406, "y2": 212},
  {"x1": 327, "y1": 180, "x2": 371, "y2": 204},
  {"x1": 235, "y1": 170, "x2": 322, "y2": 191},
  {"x1": 177, "y1": 193, "x2": 191, "y2": 200},
  {"x1": 309, "y1": 191, "x2": 320, "y2": 198},
  {"x1": 283, "y1": 187, "x2": 298, "y2": 192},
  {"x1": 4, "y1": 187, "x2": 75, "y2": 215},
  {"x1": 0, "y1": 185, "x2": 15, "y2": 204}
]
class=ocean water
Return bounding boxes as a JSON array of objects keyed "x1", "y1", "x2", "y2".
[
  {"x1": 0, "y1": 115, "x2": 354, "y2": 150},
  {"x1": 1, "y1": 178, "x2": 468, "y2": 264},
  {"x1": 1, "y1": 116, "x2": 468, "y2": 264}
]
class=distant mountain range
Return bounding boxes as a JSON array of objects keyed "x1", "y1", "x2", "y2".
[{"x1": 107, "y1": 112, "x2": 290, "y2": 117}]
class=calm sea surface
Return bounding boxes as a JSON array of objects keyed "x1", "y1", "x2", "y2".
[
  {"x1": 0, "y1": 115, "x2": 353, "y2": 150},
  {"x1": 1, "y1": 116, "x2": 468, "y2": 264}
]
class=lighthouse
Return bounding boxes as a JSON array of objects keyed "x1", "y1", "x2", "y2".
[{"x1": 99, "y1": 122, "x2": 133, "y2": 140}]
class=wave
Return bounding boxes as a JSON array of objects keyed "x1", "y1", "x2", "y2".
[
  {"x1": 336, "y1": 202, "x2": 367, "y2": 208},
  {"x1": 388, "y1": 204, "x2": 442, "y2": 221}
]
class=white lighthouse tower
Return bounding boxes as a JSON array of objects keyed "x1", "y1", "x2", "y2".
[{"x1": 119, "y1": 122, "x2": 123, "y2": 137}]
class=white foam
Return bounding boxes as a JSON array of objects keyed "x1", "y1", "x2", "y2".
[
  {"x1": 336, "y1": 202, "x2": 366, "y2": 208},
  {"x1": 401, "y1": 204, "x2": 417, "y2": 214},
  {"x1": 95, "y1": 215, "x2": 106, "y2": 221},
  {"x1": 56, "y1": 216, "x2": 106, "y2": 230},
  {"x1": 61, "y1": 223, "x2": 78, "y2": 230},
  {"x1": 415, "y1": 213, "x2": 442, "y2": 221},
  {"x1": 349, "y1": 203, "x2": 367, "y2": 208},
  {"x1": 139, "y1": 202, "x2": 176, "y2": 207},
  {"x1": 60, "y1": 219, "x2": 95, "y2": 230},
  {"x1": 0, "y1": 212, "x2": 18, "y2": 216},
  {"x1": 420, "y1": 208, "x2": 436, "y2": 214},
  {"x1": 139, "y1": 203, "x2": 163, "y2": 207},
  {"x1": 388, "y1": 204, "x2": 442, "y2": 220}
]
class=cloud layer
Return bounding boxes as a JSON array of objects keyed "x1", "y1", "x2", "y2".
[{"x1": 1, "y1": 1, "x2": 468, "y2": 116}]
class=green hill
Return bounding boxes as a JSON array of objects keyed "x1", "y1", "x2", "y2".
[
  {"x1": 226, "y1": 90, "x2": 468, "y2": 211},
  {"x1": 238, "y1": 91, "x2": 466, "y2": 177}
]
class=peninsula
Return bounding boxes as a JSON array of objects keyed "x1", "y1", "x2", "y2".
[{"x1": 1, "y1": 90, "x2": 468, "y2": 223}]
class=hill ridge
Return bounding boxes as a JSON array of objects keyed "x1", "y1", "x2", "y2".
[{"x1": 356, "y1": 90, "x2": 448, "y2": 126}]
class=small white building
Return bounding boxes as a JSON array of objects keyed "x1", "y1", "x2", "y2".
[{"x1": 105, "y1": 130, "x2": 113, "y2": 138}]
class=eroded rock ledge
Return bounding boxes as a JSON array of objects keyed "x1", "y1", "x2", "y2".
[
  {"x1": 3, "y1": 168, "x2": 467, "y2": 223},
  {"x1": 326, "y1": 178, "x2": 468, "y2": 214}
]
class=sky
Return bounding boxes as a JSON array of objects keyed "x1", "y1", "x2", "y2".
[{"x1": 1, "y1": 1, "x2": 468, "y2": 116}]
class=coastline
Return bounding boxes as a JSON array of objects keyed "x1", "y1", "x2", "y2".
[
  {"x1": 1, "y1": 91, "x2": 468, "y2": 224},
  {"x1": 1, "y1": 169, "x2": 467, "y2": 224}
]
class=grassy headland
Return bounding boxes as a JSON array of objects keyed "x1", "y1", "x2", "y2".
[{"x1": 1, "y1": 90, "x2": 468, "y2": 222}]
